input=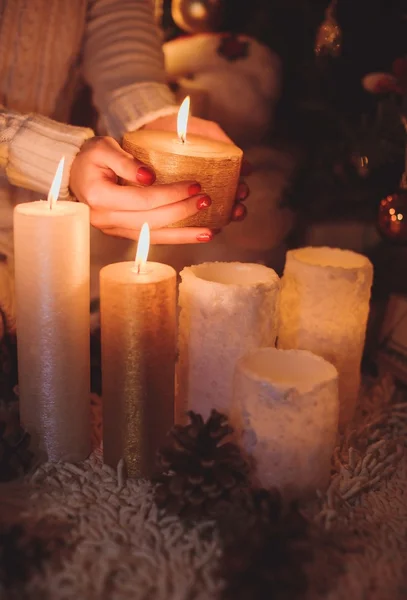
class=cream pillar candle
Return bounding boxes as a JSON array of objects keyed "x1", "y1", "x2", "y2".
[
  {"x1": 177, "y1": 261, "x2": 280, "y2": 422},
  {"x1": 14, "y1": 159, "x2": 90, "y2": 462},
  {"x1": 123, "y1": 97, "x2": 242, "y2": 229},
  {"x1": 231, "y1": 348, "x2": 339, "y2": 500},
  {"x1": 100, "y1": 224, "x2": 176, "y2": 478},
  {"x1": 278, "y1": 247, "x2": 373, "y2": 427}
]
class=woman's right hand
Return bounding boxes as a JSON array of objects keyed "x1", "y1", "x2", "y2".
[{"x1": 69, "y1": 136, "x2": 214, "y2": 244}]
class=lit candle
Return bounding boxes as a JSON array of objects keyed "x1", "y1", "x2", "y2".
[
  {"x1": 231, "y1": 348, "x2": 339, "y2": 500},
  {"x1": 177, "y1": 261, "x2": 280, "y2": 423},
  {"x1": 278, "y1": 247, "x2": 373, "y2": 427},
  {"x1": 14, "y1": 158, "x2": 91, "y2": 462},
  {"x1": 100, "y1": 224, "x2": 176, "y2": 477},
  {"x1": 122, "y1": 97, "x2": 243, "y2": 228}
]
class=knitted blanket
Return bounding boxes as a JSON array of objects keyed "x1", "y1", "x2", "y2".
[{"x1": 4, "y1": 375, "x2": 407, "y2": 600}]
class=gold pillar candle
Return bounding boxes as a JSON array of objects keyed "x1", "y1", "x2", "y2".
[
  {"x1": 177, "y1": 261, "x2": 280, "y2": 423},
  {"x1": 100, "y1": 224, "x2": 176, "y2": 477},
  {"x1": 231, "y1": 348, "x2": 339, "y2": 500},
  {"x1": 278, "y1": 247, "x2": 373, "y2": 427},
  {"x1": 122, "y1": 97, "x2": 242, "y2": 229},
  {"x1": 13, "y1": 159, "x2": 91, "y2": 462}
]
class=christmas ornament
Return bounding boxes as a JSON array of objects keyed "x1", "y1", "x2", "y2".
[
  {"x1": 171, "y1": 0, "x2": 224, "y2": 33},
  {"x1": 315, "y1": 0, "x2": 342, "y2": 59},
  {"x1": 217, "y1": 34, "x2": 249, "y2": 62},
  {"x1": 0, "y1": 406, "x2": 32, "y2": 482},
  {"x1": 154, "y1": 410, "x2": 251, "y2": 519},
  {"x1": 378, "y1": 185, "x2": 407, "y2": 244},
  {"x1": 218, "y1": 487, "x2": 312, "y2": 600},
  {"x1": 362, "y1": 58, "x2": 407, "y2": 95}
]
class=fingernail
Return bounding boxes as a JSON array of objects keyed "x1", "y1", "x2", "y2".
[
  {"x1": 233, "y1": 204, "x2": 247, "y2": 221},
  {"x1": 237, "y1": 182, "x2": 249, "y2": 202},
  {"x1": 188, "y1": 182, "x2": 202, "y2": 196},
  {"x1": 197, "y1": 232, "x2": 213, "y2": 242},
  {"x1": 136, "y1": 165, "x2": 156, "y2": 185},
  {"x1": 197, "y1": 194, "x2": 212, "y2": 210},
  {"x1": 241, "y1": 159, "x2": 253, "y2": 176}
]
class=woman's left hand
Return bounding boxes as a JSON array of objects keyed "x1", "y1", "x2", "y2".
[{"x1": 143, "y1": 113, "x2": 250, "y2": 223}]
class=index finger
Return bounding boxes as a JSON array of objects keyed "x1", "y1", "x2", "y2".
[{"x1": 94, "y1": 179, "x2": 202, "y2": 211}]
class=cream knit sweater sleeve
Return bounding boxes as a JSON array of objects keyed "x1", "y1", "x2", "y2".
[
  {"x1": 82, "y1": 0, "x2": 178, "y2": 139},
  {"x1": 0, "y1": 109, "x2": 94, "y2": 199},
  {"x1": 0, "y1": 0, "x2": 177, "y2": 199}
]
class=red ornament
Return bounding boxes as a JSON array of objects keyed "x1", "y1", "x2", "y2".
[
  {"x1": 217, "y1": 34, "x2": 249, "y2": 62},
  {"x1": 378, "y1": 189, "x2": 407, "y2": 243}
]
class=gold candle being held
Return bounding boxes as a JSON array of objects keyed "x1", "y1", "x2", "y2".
[
  {"x1": 100, "y1": 224, "x2": 177, "y2": 477},
  {"x1": 14, "y1": 158, "x2": 91, "y2": 462},
  {"x1": 123, "y1": 97, "x2": 242, "y2": 229}
]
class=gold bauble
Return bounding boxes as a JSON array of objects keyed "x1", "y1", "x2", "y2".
[{"x1": 171, "y1": 0, "x2": 224, "y2": 33}]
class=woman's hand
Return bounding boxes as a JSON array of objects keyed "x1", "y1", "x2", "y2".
[
  {"x1": 70, "y1": 136, "x2": 215, "y2": 244},
  {"x1": 143, "y1": 113, "x2": 250, "y2": 222}
]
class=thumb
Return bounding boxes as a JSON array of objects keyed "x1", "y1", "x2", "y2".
[{"x1": 98, "y1": 137, "x2": 156, "y2": 186}]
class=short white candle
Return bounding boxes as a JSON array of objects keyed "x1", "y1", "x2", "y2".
[
  {"x1": 278, "y1": 247, "x2": 373, "y2": 427},
  {"x1": 177, "y1": 261, "x2": 280, "y2": 422},
  {"x1": 231, "y1": 348, "x2": 339, "y2": 500},
  {"x1": 14, "y1": 159, "x2": 91, "y2": 462}
]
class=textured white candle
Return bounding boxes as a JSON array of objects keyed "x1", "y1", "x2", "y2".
[
  {"x1": 278, "y1": 247, "x2": 373, "y2": 427},
  {"x1": 177, "y1": 262, "x2": 280, "y2": 422},
  {"x1": 14, "y1": 200, "x2": 90, "y2": 462},
  {"x1": 231, "y1": 348, "x2": 339, "y2": 500}
]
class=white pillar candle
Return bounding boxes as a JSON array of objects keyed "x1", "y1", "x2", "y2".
[
  {"x1": 177, "y1": 261, "x2": 280, "y2": 422},
  {"x1": 14, "y1": 159, "x2": 91, "y2": 462},
  {"x1": 231, "y1": 348, "x2": 338, "y2": 500},
  {"x1": 278, "y1": 247, "x2": 373, "y2": 427}
]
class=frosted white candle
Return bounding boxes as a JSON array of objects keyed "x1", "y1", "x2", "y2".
[
  {"x1": 231, "y1": 348, "x2": 339, "y2": 500},
  {"x1": 177, "y1": 261, "x2": 280, "y2": 422},
  {"x1": 278, "y1": 247, "x2": 373, "y2": 427},
  {"x1": 14, "y1": 161, "x2": 90, "y2": 462}
]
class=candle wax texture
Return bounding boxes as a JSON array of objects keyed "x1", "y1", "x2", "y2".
[
  {"x1": 100, "y1": 261, "x2": 176, "y2": 477},
  {"x1": 278, "y1": 247, "x2": 373, "y2": 427},
  {"x1": 231, "y1": 348, "x2": 339, "y2": 500},
  {"x1": 177, "y1": 262, "x2": 280, "y2": 422},
  {"x1": 14, "y1": 201, "x2": 91, "y2": 462},
  {"x1": 123, "y1": 129, "x2": 242, "y2": 228}
]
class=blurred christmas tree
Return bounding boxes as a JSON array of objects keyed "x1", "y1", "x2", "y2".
[{"x1": 158, "y1": 0, "x2": 407, "y2": 224}]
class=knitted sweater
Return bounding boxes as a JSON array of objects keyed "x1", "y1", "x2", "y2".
[{"x1": 0, "y1": 0, "x2": 177, "y2": 259}]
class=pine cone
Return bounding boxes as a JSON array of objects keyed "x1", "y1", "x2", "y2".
[
  {"x1": 154, "y1": 410, "x2": 251, "y2": 519},
  {"x1": 0, "y1": 408, "x2": 33, "y2": 482},
  {"x1": 219, "y1": 488, "x2": 312, "y2": 600}
]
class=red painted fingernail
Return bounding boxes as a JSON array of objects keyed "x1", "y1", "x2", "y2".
[
  {"x1": 136, "y1": 165, "x2": 156, "y2": 185},
  {"x1": 241, "y1": 159, "x2": 253, "y2": 176},
  {"x1": 233, "y1": 204, "x2": 247, "y2": 221},
  {"x1": 197, "y1": 194, "x2": 212, "y2": 210},
  {"x1": 237, "y1": 182, "x2": 249, "y2": 201},
  {"x1": 188, "y1": 182, "x2": 202, "y2": 196},
  {"x1": 197, "y1": 232, "x2": 213, "y2": 242}
]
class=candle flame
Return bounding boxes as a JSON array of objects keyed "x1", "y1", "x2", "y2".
[
  {"x1": 47, "y1": 157, "x2": 65, "y2": 210},
  {"x1": 134, "y1": 223, "x2": 150, "y2": 273},
  {"x1": 177, "y1": 96, "x2": 190, "y2": 144}
]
